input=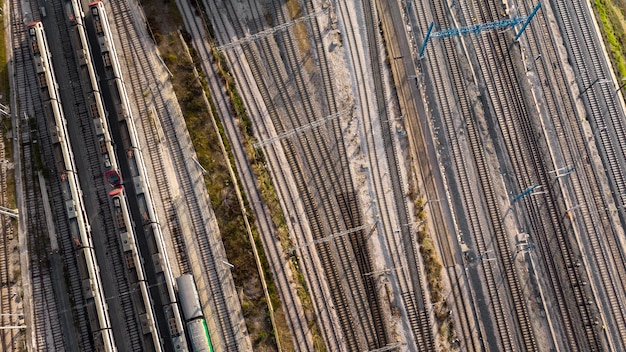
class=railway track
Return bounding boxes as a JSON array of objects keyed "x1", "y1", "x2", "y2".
[
  {"x1": 176, "y1": 0, "x2": 319, "y2": 349},
  {"x1": 44, "y1": 1, "x2": 142, "y2": 350},
  {"x1": 478, "y1": 0, "x2": 623, "y2": 350},
  {"x1": 0, "y1": 108, "x2": 17, "y2": 350},
  {"x1": 462, "y1": 2, "x2": 557, "y2": 350},
  {"x1": 249, "y1": 12, "x2": 365, "y2": 350},
  {"x1": 543, "y1": 0, "x2": 626, "y2": 347},
  {"x1": 206, "y1": 0, "x2": 344, "y2": 349},
  {"x1": 412, "y1": 0, "x2": 552, "y2": 350},
  {"x1": 206, "y1": 0, "x2": 392, "y2": 349},
  {"x1": 107, "y1": 0, "x2": 248, "y2": 349},
  {"x1": 441, "y1": 0, "x2": 608, "y2": 350},
  {"x1": 269, "y1": 2, "x2": 389, "y2": 348},
  {"x1": 413, "y1": 1, "x2": 527, "y2": 350},
  {"x1": 555, "y1": 0, "x2": 626, "y2": 213},
  {"x1": 516, "y1": 2, "x2": 600, "y2": 350},
  {"x1": 208, "y1": 1, "x2": 346, "y2": 350},
  {"x1": 0, "y1": 26, "x2": 18, "y2": 346},
  {"x1": 363, "y1": 0, "x2": 437, "y2": 349},
  {"x1": 508, "y1": 0, "x2": 626, "y2": 349},
  {"x1": 8, "y1": 1, "x2": 74, "y2": 350},
  {"x1": 0, "y1": 181, "x2": 17, "y2": 352},
  {"x1": 333, "y1": 0, "x2": 438, "y2": 349}
]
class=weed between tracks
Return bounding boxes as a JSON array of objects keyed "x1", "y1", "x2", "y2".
[
  {"x1": 413, "y1": 191, "x2": 456, "y2": 347},
  {"x1": 377, "y1": 8, "x2": 457, "y2": 346},
  {"x1": 141, "y1": 0, "x2": 292, "y2": 349}
]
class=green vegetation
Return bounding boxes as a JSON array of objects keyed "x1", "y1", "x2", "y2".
[
  {"x1": 0, "y1": 10, "x2": 15, "y2": 209},
  {"x1": 141, "y1": 0, "x2": 291, "y2": 349},
  {"x1": 143, "y1": 0, "x2": 327, "y2": 348},
  {"x1": 0, "y1": 10, "x2": 9, "y2": 101},
  {"x1": 211, "y1": 43, "x2": 310, "y2": 352},
  {"x1": 594, "y1": 0, "x2": 626, "y2": 87}
]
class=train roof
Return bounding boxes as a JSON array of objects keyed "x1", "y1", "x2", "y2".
[
  {"x1": 176, "y1": 274, "x2": 203, "y2": 321},
  {"x1": 108, "y1": 187, "x2": 123, "y2": 196},
  {"x1": 27, "y1": 21, "x2": 42, "y2": 27},
  {"x1": 186, "y1": 319, "x2": 212, "y2": 352},
  {"x1": 88, "y1": 0, "x2": 102, "y2": 6},
  {"x1": 104, "y1": 169, "x2": 122, "y2": 187}
]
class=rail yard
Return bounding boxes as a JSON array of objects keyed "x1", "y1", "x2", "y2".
[{"x1": 3, "y1": 0, "x2": 626, "y2": 351}]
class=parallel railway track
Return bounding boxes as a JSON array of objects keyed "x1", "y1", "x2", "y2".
[
  {"x1": 179, "y1": 0, "x2": 317, "y2": 349},
  {"x1": 463, "y1": 1, "x2": 552, "y2": 350},
  {"x1": 517, "y1": 7, "x2": 595, "y2": 344},
  {"x1": 9, "y1": 1, "x2": 70, "y2": 350},
  {"x1": 0, "y1": 10, "x2": 19, "y2": 344},
  {"x1": 272, "y1": 1, "x2": 388, "y2": 348},
  {"x1": 509, "y1": 0, "x2": 626, "y2": 349},
  {"x1": 0, "y1": 114, "x2": 18, "y2": 350},
  {"x1": 47, "y1": 0, "x2": 141, "y2": 349},
  {"x1": 337, "y1": 0, "x2": 436, "y2": 348},
  {"x1": 414, "y1": 0, "x2": 524, "y2": 349},
  {"x1": 108, "y1": 0, "x2": 246, "y2": 349},
  {"x1": 208, "y1": 0, "x2": 391, "y2": 349},
  {"x1": 564, "y1": 16, "x2": 626, "y2": 329}
]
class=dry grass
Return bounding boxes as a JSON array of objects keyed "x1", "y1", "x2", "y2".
[
  {"x1": 285, "y1": 0, "x2": 316, "y2": 72},
  {"x1": 413, "y1": 195, "x2": 457, "y2": 347},
  {"x1": 140, "y1": 0, "x2": 281, "y2": 349}
]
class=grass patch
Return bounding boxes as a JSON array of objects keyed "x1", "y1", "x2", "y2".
[
  {"x1": 0, "y1": 10, "x2": 9, "y2": 102},
  {"x1": 594, "y1": 0, "x2": 626, "y2": 88},
  {"x1": 142, "y1": 0, "x2": 326, "y2": 348},
  {"x1": 141, "y1": 0, "x2": 287, "y2": 349}
]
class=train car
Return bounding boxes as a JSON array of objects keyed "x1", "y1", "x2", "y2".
[
  {"x1": 69, "y1": 0, "x2": 85, "y2": 26},
  {"x1": 176, "y1": 275, "x2": 214, "y2": 352},
  {"x1": 89, "y1": 1, "x2": 114, "y2": 69},
  {"x1": 28, "y1": 24, "x2": 116, "y2": 350},
  {"x1": 176, "y1": 274, "x2": 203, "y2": 321},
  {"x1": 89, "y1": 0, "x2": 129, "y2": 111},
  {"x1": 28, "y1": 21, "x2": 56, "y2": 93},
  {"x1": 112, "y1": 195, "x2": 127, "y2": 230},
  {"x1": 65, "y1": 199, "x2": 77, "y2": 219},
  {"x1": 186, "y1": 318, "x2": 213, "y2": 352}
]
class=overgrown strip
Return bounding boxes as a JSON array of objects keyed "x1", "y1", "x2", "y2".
[
  {"x1": 210, "y1": 5, "x2": 326, "y2": 350},
  {"x1": 594, "y1": 0, "x2": 626, "y2": 85},
  {"x1": 141, "y1": 0, "x2": 281, "y2": 349},
  {"x1": 413, "y1": 195, "x2": 456, "y2": 346}
]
